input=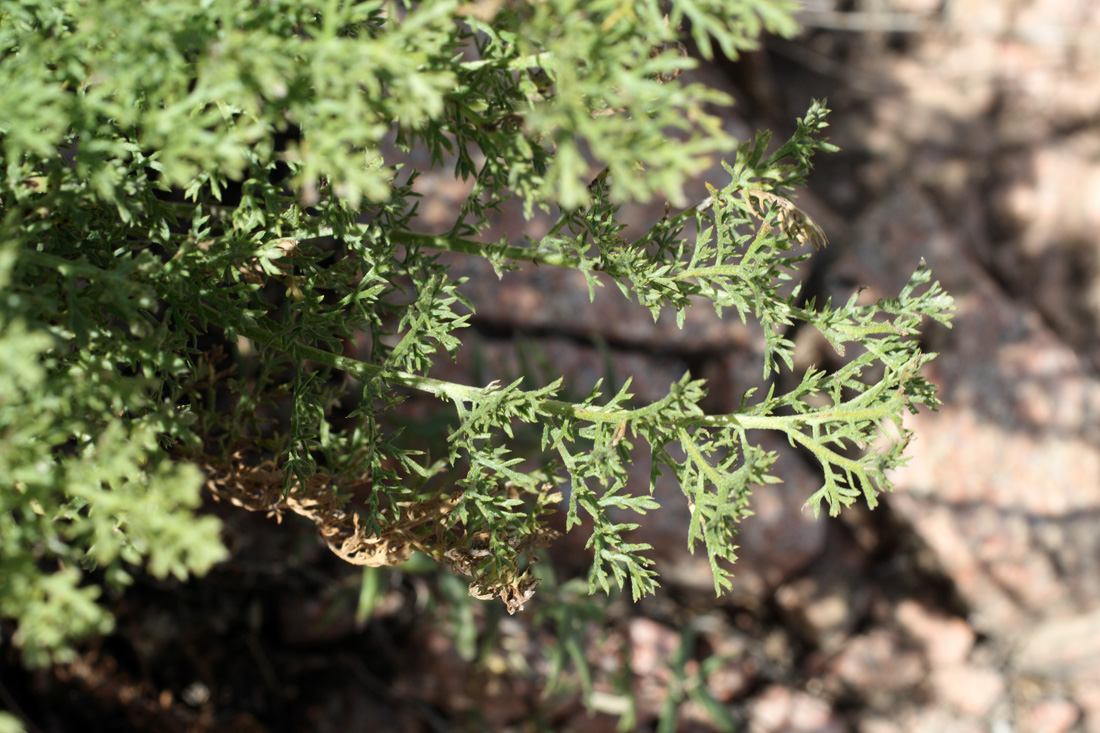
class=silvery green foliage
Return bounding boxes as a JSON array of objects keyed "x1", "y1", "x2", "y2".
[{"x1": 0, "y1": 0, "x2": 951, "y2": 667}]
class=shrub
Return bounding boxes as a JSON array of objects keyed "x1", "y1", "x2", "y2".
[{"x1": 0, "y1": 0, "x2": 953, "y2": 674}]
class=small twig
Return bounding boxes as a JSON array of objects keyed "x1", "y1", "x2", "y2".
[{"x1": 245, "y1": 633, "x2": 283, "y2": 696}]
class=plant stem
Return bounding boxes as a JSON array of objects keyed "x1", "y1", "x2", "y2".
[{"x1": 23, "y1": 246, "x2": 898, "y2": 484}]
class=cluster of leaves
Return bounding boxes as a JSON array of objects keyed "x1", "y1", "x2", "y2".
[{"x1": 0, "y1": 0, "x2": 950, "y2": 680}]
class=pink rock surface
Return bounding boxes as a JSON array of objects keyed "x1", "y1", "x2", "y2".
[
  {"x1": 627, "y1": 617, "x2": 680, "y2": 678},
  {"x1": 748, "y1": 685, "x2": 846, "y2": 733},
  {"x1": 827, "y1": 629, "x2": 926, "y2": 700},
  {"x1": 1015, "y1": 609, "x2": 1100, "y2": 680},
  {"x1": 930, "y1": 664, "x2": 1005, "y2": 718},
  {"x1": 775, "y1": 529, "x2": 870, "y2": 653},
  {"x1": 834, "y1": 184, "x2": 1100, "y2": 635},
  {"x1": 1027, "y1": 698, "x2": 1081, "y2": 733},
  {"x1": 894, "y1": 599, "x2": 975, "y2": 666}
]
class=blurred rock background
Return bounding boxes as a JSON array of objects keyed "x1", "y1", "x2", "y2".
[{"x1": 5, "y1": 1, "x2": 1100, "y2": 731}]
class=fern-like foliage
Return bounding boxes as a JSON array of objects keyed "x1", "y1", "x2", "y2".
[{"x1": 0, "y1": 0, "x2": 952, "y2": 670}]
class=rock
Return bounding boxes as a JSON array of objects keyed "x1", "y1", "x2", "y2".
[
  {"x1": 627, "y1": 617, "x2": 680, "y2": 679},
  {"x1": 447, "y1": 252, "x2": 764, "y2": 358},
  {"x1": 857, "y1": 716, "x2": 904, "y2": 733},
  {"x1": 991, "y1": 133, "x2": 1100, "y2": 367},
  {"x1": 705, "y1": 659, "x2": 757, "y2": 703},
  {"x1": 942, "y1": 0, "x2": 1015, "y2": 36},
  {"x1": 439, "y1": 330, "x2": 692, "y2": 407},
  {"x1": 627, "y1": 616, "x2": 723, "y2": 724},
  {"x1": 1015, "y1": 609, "x2": 1100, "y2": 681},
  {"x1": 1072, "y1": 677, "x2": 1100, "y2": 733},
  {"x1": 700, "y1": 625, "x2": 760, "y2": 702},
  {"x1": 894, "y1": 600, "x2": 975, "y2": 666},
  {"x1": 774, "y1": 527, "x2": 870, "y2": 653},
  {"x1": 775, "y1": 574, "x2": 861, "y2": 653},
  {"x1": 1026, "y1": 698, "x2": 1081, "y2": 733},
  {"x1": 856, "y1": 713, "x2": 986, "y2": 733},
  {"x1": 890, "y1": 0, "x2": 941, "y2": 13},
  {"x1": 897, "y1": 708, "x2": 988, "y2": 733},
  {"x1": 929, "y1": 664, "x2": 1004, "y2": 718},
  {"x1": 835, "y1": 184, "x2": 1100, "y2": 636},
  {"x1": 825, "y1": 629, "x2": 926, "y2": 705},
  {"x1": 748, "y1": 685, "x2": 846, "y2": 733}
]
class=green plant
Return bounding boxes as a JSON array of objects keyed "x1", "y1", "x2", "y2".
[{"x1": 0, "y1": 0, "x2": 953, "y2": 673}]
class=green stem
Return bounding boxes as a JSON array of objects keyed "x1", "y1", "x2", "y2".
[
  {"x1": 206, "y1": 298, "x2": 902, "y2": 443},
  {"x1": 391, "y1": 231, "x2": 591, "y2": 270},
  {"x1": 19, "y1": 247, "x2": 896, "y2": 435},
  {"x1": 458, "y1": 52, "x2": 552, "y2": 72},
  {"x1": 22, "y1": 246, "x2": 902, "y2": 483},
  {"x1": 20, "y1": 248, "x2": 131, "y2": 281}
]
